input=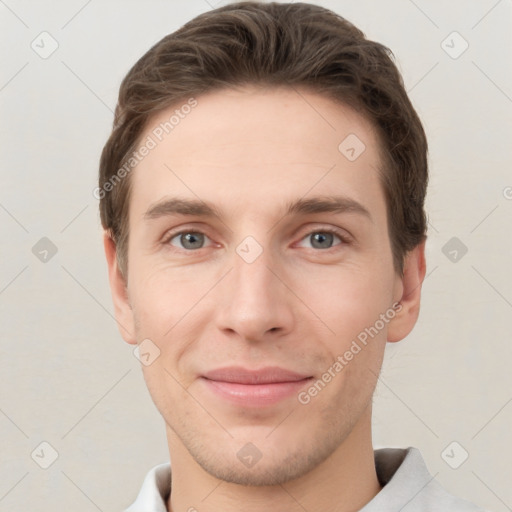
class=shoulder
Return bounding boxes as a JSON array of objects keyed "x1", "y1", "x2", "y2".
[{"x1": 368, "y1": 446, "x2": 488, "y2": 511}]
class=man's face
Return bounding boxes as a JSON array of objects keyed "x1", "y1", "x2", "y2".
[{"x1": 111, "y1": 86, "x2": 412, "y2": 485}]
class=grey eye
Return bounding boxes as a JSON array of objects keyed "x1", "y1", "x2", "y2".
[
  {"x1": 309, "y1": 232, "x2": 336, "y2": 249},
  {"x1": 170, "y1": 232, "x2": 206, "y2": 250}
]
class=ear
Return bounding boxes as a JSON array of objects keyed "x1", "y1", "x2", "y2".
[
  {"x1": 387, "y1": 239, "x2": 427, "y2": 343},
  {"x1": 103, "y1": 231, "x2": 137, "y2": 345}
]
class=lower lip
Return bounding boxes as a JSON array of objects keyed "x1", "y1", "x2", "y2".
[{"x1": 201, "y1": 377, "x2": 313, "y2": 407}]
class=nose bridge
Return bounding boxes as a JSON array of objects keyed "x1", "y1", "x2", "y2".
[{"x1": 231, "y1": 238, "x2": 279, "y2": 305}]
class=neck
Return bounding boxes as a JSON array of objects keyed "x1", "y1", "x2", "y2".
[{"x1": 166, "y1": 405, "x2": 382, "y2": 512}]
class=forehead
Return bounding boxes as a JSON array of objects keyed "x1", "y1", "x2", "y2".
[{"x1": 129, "y1": 86, "x2": 386, "y2": 220}]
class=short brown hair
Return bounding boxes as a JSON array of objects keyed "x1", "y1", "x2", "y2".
[{"x1": 99, "y1": 1, "x2": 428, "y2": 277}]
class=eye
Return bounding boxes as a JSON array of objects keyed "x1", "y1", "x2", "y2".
[
  {"x1": 297, "y1": 229, "x2": 347, "y2": 250},
  {"x1": 167, "y1": 231, "x2": 212, "y2": 250}
]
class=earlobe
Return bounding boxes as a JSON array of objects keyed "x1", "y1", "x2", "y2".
[
  {"x1": 103, "y1": 232, "x2": 137, "y2": 345},
  {"x1": 387, "y1": 239, "x2": 427, "y2": 343}
]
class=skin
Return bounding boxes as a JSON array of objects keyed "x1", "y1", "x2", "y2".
[{"x1": 104, "y1": 85, "x2": 426, "y2": 512}]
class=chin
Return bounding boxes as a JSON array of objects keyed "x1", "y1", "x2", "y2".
[{"x1": 187, "y1": 434, "x2": 337, "y2": 487}]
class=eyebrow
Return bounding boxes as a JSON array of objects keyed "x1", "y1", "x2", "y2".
[
  {"x1": 144, "y1": 195, "x2": 372, "y2": 223},
  {"x1": 285, "y1": 196, "x2": 372, "y2": 222}
]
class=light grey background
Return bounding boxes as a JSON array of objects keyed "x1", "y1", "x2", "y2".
[{"x1": 1, "y1": 0, "x2": 511, "y2": 510}]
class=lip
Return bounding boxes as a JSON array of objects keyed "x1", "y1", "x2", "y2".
[
  {"x1": 203, "y1": 366, "x2": 311, "y2": 384},
  {"x1": 200, "y1": 366, "x2": 313, "y2": 407}
]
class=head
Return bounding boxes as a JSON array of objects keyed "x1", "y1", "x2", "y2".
[{"x1": 100, "y1": 1, "x2": 427, "y2": 486}]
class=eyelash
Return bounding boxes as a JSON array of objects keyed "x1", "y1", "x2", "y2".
[{"x1": 162, "y1": 227, "x2": 352, "y2": 252}]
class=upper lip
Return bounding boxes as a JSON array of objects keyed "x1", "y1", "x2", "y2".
[{"x1": 202, "y1": 366, "x2": 312, "y2": 384}]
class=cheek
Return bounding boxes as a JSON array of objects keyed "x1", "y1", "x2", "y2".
[
  {"x1": 129, "y1": 265, "x2": 215, "y2": 378},
  {"x1": 293, "y1": 264, "x2": 394, "y2": 340},
  {"x1": 130, "y1": 260, "x2": 201, "y2": 330},
  {"x1": 128, "y1": 273, "x2": 184, "y2": 379}
]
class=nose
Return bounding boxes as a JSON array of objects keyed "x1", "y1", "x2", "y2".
[{"x1": 214, "y1": 243, "x2": 295, "y2": 343}]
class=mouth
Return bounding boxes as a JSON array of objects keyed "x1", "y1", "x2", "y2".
[{"x1": 200, "y1": 366, "x2": 313, "y2": 407}]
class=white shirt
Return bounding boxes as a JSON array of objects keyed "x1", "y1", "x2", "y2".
[{"x1": 124, "y1": 446, "x2": 486, "y2": 511}]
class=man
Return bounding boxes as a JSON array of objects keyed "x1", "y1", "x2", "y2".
[{"x1": 98, "y1": 2, "x2": 486, "y2": 511}]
